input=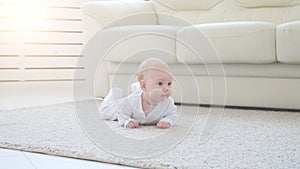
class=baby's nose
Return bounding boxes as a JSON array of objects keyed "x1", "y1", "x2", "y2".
[{"x1": 163, "y1": 86, "x2": 169, "y2": 92}]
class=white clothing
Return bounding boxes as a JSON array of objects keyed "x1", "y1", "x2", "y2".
[
  {"x1": 130, "y1": 82, "x2": 142, "y2": 93},
  {"x1": 99, "y1": 87, "x2": 124, "y2": 120},
  {"x1": 99, "y1": 83, "x2": 178, "y2": 127}
]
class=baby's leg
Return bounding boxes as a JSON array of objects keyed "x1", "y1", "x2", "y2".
[{"x1": 99, "y1": 87, "x2": 123, "y2": 120}]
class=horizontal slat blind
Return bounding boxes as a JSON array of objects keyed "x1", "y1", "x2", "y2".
[
  {"x1": 0, "y1": 0, "x2": 84, "y2": 7},
  {"x1": 0, "y1": 0, "x2": 88, "y2": 84}
]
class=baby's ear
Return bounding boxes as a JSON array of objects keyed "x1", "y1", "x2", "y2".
[{"x1": 139, "y1": 80, "x2": 147, "y2": 91}]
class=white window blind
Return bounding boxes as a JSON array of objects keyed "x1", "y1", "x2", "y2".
[{"x1": 0, "y1": 0, "x2": 90, "y2": 105}]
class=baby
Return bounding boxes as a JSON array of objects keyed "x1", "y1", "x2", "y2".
[{"x1": 99, "y1": 58, "x2": 178, "y2": 129}]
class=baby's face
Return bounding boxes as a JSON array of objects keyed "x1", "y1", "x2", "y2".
[{"x1": 142, "y1": 68, "x2": 173, "y2": 104}]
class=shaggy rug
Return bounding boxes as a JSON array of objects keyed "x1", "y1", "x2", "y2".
[{"x1": 0, "y1": 100, "x2": 299, "y2": 169}]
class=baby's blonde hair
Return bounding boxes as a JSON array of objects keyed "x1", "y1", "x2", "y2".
[{"x1": 137, "y1": 58, "x2": 171, "y2": 81}]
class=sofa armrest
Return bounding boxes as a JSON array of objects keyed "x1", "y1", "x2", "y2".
[{"x1": 81, "y1": 1, "x2": 157, "y2": 27}]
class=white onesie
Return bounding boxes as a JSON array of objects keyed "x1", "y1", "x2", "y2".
[{"x1": 99, "y1": 83, "x2": 178, "y2": 127}]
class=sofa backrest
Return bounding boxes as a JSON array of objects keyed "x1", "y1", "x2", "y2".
[
  {"x1": 152, "y1": 0, "x2": 300, "y2": 25},
  {"x1": 82, "y1": 1, "x2": 157, "y2": 26}
]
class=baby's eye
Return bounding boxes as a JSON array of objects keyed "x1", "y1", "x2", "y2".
[
  {"x1": 158, "y1": 82, "x2": 163, "y2": 86},
  {"x1": 168, "y1": 82, "x2": 172, "y2": 86}
]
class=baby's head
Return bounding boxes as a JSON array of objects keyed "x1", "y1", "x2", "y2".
[{"x1": 137, "y1": 58, "x2": 173, "y2": 105}]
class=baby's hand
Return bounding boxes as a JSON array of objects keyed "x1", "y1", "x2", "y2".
[
  {"x1": 156, "y1": 121, "x2": 170, "y2": 129},
  {"x1": 126, "y1": 120, "x2": 139, "y2": 128}
]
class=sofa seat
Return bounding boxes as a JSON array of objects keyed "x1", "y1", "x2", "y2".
[{"x1": 107, "y1": 62, "x2": 300, "y2": 78}]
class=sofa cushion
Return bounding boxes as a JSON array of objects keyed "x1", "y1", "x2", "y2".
[
  {"x1": 177, "y1": 22, "x2": 276, "y2": 64},
  {"x1": 276, "y1": 21, "x2": 300, "y2": 64},
  {"x1": 151, "y1": 0, "x2": 223, "y2": 10},
  {"x1": 235, "y1": 0, "x2": 300, "y2": 7},
  {"x1": 98, "y1": 25, "x2": 181, "y2": 63},
  {"x1": 81, "y1": 1, "x2": 157, "y2": 27}
]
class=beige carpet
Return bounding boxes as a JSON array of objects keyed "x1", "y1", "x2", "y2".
[{"x1": 0, "y1": 100, "x2": 299, "y2": 169}]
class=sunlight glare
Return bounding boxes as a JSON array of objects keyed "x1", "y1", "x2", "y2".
[{"x1": 12, "y1": 0, "x2": 42, "y2": 31}]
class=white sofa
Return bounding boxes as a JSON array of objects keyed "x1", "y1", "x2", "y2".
[{"x1": 80, "y1": 0, "x2": 300, "y2": 109}]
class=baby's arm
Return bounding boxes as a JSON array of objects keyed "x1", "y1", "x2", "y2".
[
  {"x1": 117, "y1": 98, "x2": 139, "y2": 128},
  {"x1": 157, "y1": 98, "x2": 178, "y2": 128},
  {"x1": 118, "y1": 110, "x2": 138, "y2": 128}
]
